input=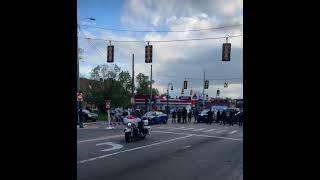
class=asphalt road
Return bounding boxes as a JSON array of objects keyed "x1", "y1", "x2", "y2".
[{"x1": 77, "y1": 120, "x2": 243, "y2": 180}]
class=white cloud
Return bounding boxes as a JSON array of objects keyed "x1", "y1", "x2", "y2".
[{"x1": 79, "y1": 0, "x2": 243, "y2": 98}]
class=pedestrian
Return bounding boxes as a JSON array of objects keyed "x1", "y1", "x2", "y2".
[
  {"x1": 221, "y1": 110, "x2": 227, "y2": 125},
  {"x1": 207, "y1": 109, "x2": 213, "y2": 125},
  {"x1": 216, "y1": 110, "x2": 221, "y2": 124},
  {"x1": 231, "y1": 111, "x2": 235, "y2": 126},
  {"x1": 188, "y1": 110, "x2": 192, "y2": 123},
  {"x1": 172, "y1": 110, "x2": 177, "y2": 123},
  {"x1": 182, "y1": 107, "x2": 187, "y2": 123},
  {"x1": 177, "y1": 109, "x2": 182, "y2": 123},
  {"x1": 194, "y1": 109, "x2": 199, "y2": 123},
  {"x1": 238, "y1": 112, "x2": 243, "y2": 126}
]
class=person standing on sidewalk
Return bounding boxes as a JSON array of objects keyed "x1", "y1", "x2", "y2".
[
  {"x1": 188, "y1": 110, "x2": 192, "y2": 123},
  {"x1": 216, "y1": 110, "x2": 221, "y2": 124},
  {"x1": 194, "y1": 109, "x2": 199, "y2": 123},
  {"x1": 182, "y1": 107, "x2": 187, "y2": 123},
  {"x1": 172, "y1": 110, "x2": 177, "y2": 123},
  {"x1": 207, "y1": 109, "x2": 213, "y2": 125},
  {"x1": 177, "y1": 109, "x2": 182, "y2": 123}
]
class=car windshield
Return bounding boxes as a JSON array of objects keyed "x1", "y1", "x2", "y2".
[
  {"x1": 145, "y1": 112, "x2": 156, "y2": 116},
  {"x1": 201, "y1": 109, "x2": 210, "y2": 114}
]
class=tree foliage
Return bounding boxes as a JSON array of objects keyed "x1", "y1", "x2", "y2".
[{"x1": 84, "y1": 65, "x2": 159, "y2": 113}]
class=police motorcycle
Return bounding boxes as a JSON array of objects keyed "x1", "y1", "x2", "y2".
[{"x1": 124, "y1": 115, "x2": 151, "y2": 143}]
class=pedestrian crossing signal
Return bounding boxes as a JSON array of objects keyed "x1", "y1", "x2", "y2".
[
  {"x1": 145, "y1": 45, "x2": 152, "y2": 63},
  {"x1": 107, "y1": 45, "x2": 114, "y2": 63},
  {"x1": 204, "y1": 80, "x2": 209, "y2": 89},
  {"x1": 222, "y1": 43, "x2": 231, "y2": 61},
  {"x1": 183, "y1": 81, "x2": 188, "y2": 89}
]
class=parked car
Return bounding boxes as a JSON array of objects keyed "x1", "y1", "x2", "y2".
[
  {"x1": 142, "y1": 111, "x2": 168, "y2": 125},
  {"x1": 82, "y1": 109, "x2": 98, "y2": 122}
]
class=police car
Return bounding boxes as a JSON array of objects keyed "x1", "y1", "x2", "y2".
[{"x1": 142, "y1": 111, "x2": 168, "y2": 125}]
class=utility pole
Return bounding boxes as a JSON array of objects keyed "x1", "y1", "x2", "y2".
[
  {"x1": 150, "y1": 64, "x2": 153, "y2": 111},
  {"x1": 203, "y1": 70, "x2": 205, "y2": 109},
  {"x1": 132, "y1": 54, "x2": 135, "y2": 111}
]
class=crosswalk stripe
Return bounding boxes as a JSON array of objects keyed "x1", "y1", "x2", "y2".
[
  {"x1": 192, "y1": 128, "x2": 207, "y2": 132},
  {"x1": 181, "y1": 128, "x2": 195, "y2": 130},
  {"x1": 202, "y1": 128, "x2": 217, "y2": 132},
  {"x1": 216, "y1": 129, "x2": 227, "y2": 133},
  {"x1": 229, "y1": 130, "x2": 238, "y2": 134}
]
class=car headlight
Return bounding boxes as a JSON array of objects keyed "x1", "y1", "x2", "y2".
[{"x1": 127, "y1": 123, "x2": 132, "y2": 127}]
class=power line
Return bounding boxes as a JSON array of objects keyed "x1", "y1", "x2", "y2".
[
  {"x1": 79, "y1": 24, "x2": 243, "y2": 33},
  {"x1": 78, "y1": 34, "x2": 243, "y2": 43}
]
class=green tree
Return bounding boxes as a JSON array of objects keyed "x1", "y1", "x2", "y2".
[
  {"x1": 136, "y1": 73, "x2": 159, "y2": 96},
  {"x1": 90, "y1": 64, "x2": 121, "y2": 80}
]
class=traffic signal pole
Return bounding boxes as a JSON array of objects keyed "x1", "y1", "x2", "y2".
[
  {"x1": 203, "y1": 70, "x2": 205, "y2": 109},
  {"x1": 132, "y1": 54, "x2": 135, "y2": 111},
  {"x1": 149, "y1": 64, "x2": 152, "y2": 111}
]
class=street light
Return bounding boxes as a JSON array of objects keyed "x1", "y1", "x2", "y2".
[
  {"x1": 167, "y1": 83, "x2": 173, "y2": 115},
  {"x1": 77, "y1": 17, "x2": 95, "y2": 127}
]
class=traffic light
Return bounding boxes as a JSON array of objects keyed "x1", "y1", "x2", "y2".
[
  {"x1": 204, "y1": 80, "x2": 209, "y2": 89},
  {"x1": 217, "y1": 89, "x2": 220, "y2": 96},
  {"x1": 190, "y1": 89, "x2": 193, "y2": 96},
  {"x1": 145, "y1": 45, "x2": 152, "y2": 63},
  {"x1": 224, "y1": 82, "x2": 228, "y2": 88},
  {"x1": 183, "y1": 80, "x2": 188, "y2": 89},
  {"x1": 107, "y1": 45, "x2": 114, "y2": 63},
  {"x1": 222, "y1": 43, "x2": 231, "y2": 61}
]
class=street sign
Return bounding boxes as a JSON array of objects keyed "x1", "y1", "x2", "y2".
[{"x1": 77, "y1": 92, "x2": 83, "y2": 102}]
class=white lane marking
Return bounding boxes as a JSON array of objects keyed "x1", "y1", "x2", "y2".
[
  {"x1": 156, "y1": 127, "x2": 188, "y2": 130},
  {"x1": 216, "y1": 129, "x2": 228, "y2": 133},
  {"x1": 202, "y1": 128, "x2": 217, "y2": 132},
  {"x1": 77, "y1": 135, "x2": 123, "y2": 143},
  {"x1": 181, "y1": 128, "x2": 195, "y2": 130},
  {"x1": 96, "y1": 142, "x2": 123, "y2": 152},
  {"x1": 152, "y1": 130, "x2": 243, "y2": 141},
  {"x1": 192, "y1": 128, "x2": 207, "y2": 132},
  {"x1": 229, "y1": 130, "x2": 238, "y2": 134},
  {"x1": 77, "y1": 135, "x2": 193, "y2": 164}
]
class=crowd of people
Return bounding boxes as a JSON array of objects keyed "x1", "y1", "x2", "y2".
[{"x1": 171, "y1": 108, "x2": 243, "y2": 126}]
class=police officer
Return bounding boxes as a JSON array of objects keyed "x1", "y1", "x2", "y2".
[
  {"x1": 172, "y1": 110, "x2": 177, "y2": 123},
  {"x1": 182, "y1": 107, "x2": 187, "y2": 123},
  {"x1": 216, "y1": 110, "x2": 221, "y2": 124},
  {"x1": 238, "y1": 112, "x2": 243, "y2": 126},
  {"x1": 194, "y1": 109, "x2": 199, "y2": 123},
  {"x1": 221, "y1": 110, "x2": 227, "y2": 125},
  {"x1": 177, "y1": 109, "x2": 182, "y2": 123},
  {"x1": 188, "y1": 110, "x2": 192, "y2": 123},
  {"x1": 207, "y1": 109, "x2": 213, "y2": 125},
  {"x1": 229, "y1": 111, "x2": 234, "y2": 126}
]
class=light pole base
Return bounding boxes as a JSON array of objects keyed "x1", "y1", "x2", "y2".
[{"x1": 106, "y1": 126, "x2": 114, "y2": 130}]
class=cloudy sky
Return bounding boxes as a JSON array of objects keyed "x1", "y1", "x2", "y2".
[{"x1": 78, "y1": 0, "x2": 243, "y2": 99}]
